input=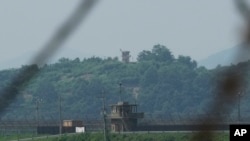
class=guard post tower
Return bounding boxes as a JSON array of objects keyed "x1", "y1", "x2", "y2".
[
  {"x1": 110, "y1": 101, "x2": 144, "y2": 132},
  {"x1": 120, "y1": 49, "x2": 131, "y2": 63}
]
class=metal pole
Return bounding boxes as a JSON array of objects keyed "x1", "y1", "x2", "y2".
[
  {"x1": 36, "y1": 101, "x2": 39, "y2": 135},
  {"x1": 99, "y1": 90, "x2": 107, "y2": 141},
  {"x1": 59, "y1": 96, "x2": 62, "y2": 136},
  {"x1": 238, "y1": 92, "x2": 241, "y2": 123},
  {"x1": 119, "y1": 83, "x2": 122, "y2": 102}
]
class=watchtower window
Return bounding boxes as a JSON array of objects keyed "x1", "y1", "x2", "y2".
[
  {"x1": 112, "y1": 106, "x2": 119, "y2": 113},
  {"x1": 132, "y1": 106, "x2": 137, "y2": 113}
]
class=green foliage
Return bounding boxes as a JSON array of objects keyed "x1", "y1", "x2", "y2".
[
  {"x1": 24, "y1": 133, "x2": 229, "y2": 141},
  {"x1": 0, "y1": 45, "x2": 249, "y2": 119},
  {"x1": 137, "y1": 44, "x2": 174, "y2": 62}
]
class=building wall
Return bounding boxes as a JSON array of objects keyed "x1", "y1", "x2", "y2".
[
  {"x1": 37, "y1": 126, "x2": 76, "y2": 134},
  {"x1": 111, "y1": 119, "x2": 137, "y2": 132},
  {"x1": 135, "y1": 124, "x2": 229, "y2": 131}
]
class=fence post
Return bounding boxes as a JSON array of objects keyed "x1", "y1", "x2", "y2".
[
  {"x1": 17, "y1": 129, "x2": 20, "y2": 141},
  {"x1": 3, "y1": 126, "x2": 5, "y2": 137}
]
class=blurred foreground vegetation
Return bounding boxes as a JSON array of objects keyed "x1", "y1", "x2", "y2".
[
  {"x1": 0, "y1": 133, "x2": 227, "y2": 141},
  {"x1": 31, "y1": 133, "x2": 229, "y2": 141}
]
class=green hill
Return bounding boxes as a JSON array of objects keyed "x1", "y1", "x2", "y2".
[{"x1": 0, "y1": 44, "x2": 249, "y2": 120}]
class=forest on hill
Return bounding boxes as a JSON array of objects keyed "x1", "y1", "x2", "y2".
[{"x1": 0, "y1": 44, "x2": 250, "y2": 120}]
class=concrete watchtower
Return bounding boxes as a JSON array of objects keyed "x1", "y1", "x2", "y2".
[
  {"x1": 110, "y1": 101, "x2": 144, "y2": 132},
  {"x1": 120, "y1": 49, "x2": 131, "y2": 63}
]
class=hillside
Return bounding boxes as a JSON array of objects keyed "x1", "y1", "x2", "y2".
[
  {"x1": 0, "y1": 44, "x2": 249, "y2": 120},
  {"x1": 198, "y1": 44, "x2": 250, "y2": 69}
]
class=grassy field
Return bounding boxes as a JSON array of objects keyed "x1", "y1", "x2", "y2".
[
  {"x1": 0, "y1": 134, "x2": 49, "y2": 141},
  {"x1": 22, "y1": 132, "x2": 230, "y2": 141}
]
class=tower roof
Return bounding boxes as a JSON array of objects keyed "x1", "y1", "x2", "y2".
[{"x1": 110, "y1": 101, "x2": 137, "y2": 107}]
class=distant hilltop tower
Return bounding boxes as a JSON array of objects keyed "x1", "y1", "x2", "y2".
[{"x1": 120, "y1": 49, "x2": 131, "y2": 63}]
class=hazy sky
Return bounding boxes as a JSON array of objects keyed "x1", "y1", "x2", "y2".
[{"x1": 0, "y1": 0, "x2": 243, "y2": 69}]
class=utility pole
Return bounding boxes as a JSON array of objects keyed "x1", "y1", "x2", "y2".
[
  {"x1": 119, "y1": 82, "x2": 122, "y2": 102},
  {"x1": 238, "y1": 91, "x2": 243, "y2": 123},
  {"x1": 99, "y1": 90, "x2": 108, "y2": 141},
  {"x1": 35, "y1": 98, "x2": 42, "y2": 135},
  {"x1": 119, "y1": 83, "x2": 125, "y2": 131},
  {"x1": 36, "y1": 100, "x2": 39, "y2": 135},
  {"x1": 59, "y1": 95, "x2": 62, "y2": 136}
]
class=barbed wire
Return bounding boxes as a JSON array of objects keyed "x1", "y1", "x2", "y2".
[
  {"x1": 0, "y1": 0, "x2": 249, "y2": 140},
  {"x1": 0, "y1": 0, "x2": 99, "y2": 117},
  {"x1": 190, "y1": 0, "x2": 250, "y2": 140}
]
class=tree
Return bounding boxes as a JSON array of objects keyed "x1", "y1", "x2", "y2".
[
  {"x1": 35, "y1": 81, "x2": 58, "y2": 102},
  {"x1": 58, "y1": 57, "x2": 70, "y2": 63},
  {"x1": 137, "y1": 50, "x2": 153, "y2": 62},
  {"x1": 177, "y1": 55, "x2": 197, "y2": 69},
  {"x1": 137, "y1": 44, "x2": 174, "y2": 62},
  {"x1": 152, "y1": 44, "x2": 174, "y2": 62},
  {"x1": 141, "y1": 66, "x2": 158, "y2": 86}
]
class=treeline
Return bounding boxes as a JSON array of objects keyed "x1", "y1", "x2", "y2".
[{"x1": 0, "y1": 44, "x2": 249, "y2": 120}]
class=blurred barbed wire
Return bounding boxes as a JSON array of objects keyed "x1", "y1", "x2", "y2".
[
  {"x1": 0, "y1": 0, "x2": 99, "y2": 117},
  {"x1": 190, "y1": 0, "x2": 250, "y2": 140},
  {"x1": 0, "y1": 0, "x2": 250, "y2": 140}
]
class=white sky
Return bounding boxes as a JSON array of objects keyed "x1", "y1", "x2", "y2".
[{"x1": 0, "y1": 0, "x2": 243, "y2": 69}]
